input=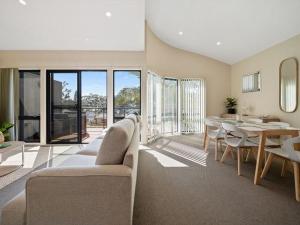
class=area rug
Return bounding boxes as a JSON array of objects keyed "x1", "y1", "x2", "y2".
[{"x1": 0, "y1": 145, "x2": 82, "y2": 190}]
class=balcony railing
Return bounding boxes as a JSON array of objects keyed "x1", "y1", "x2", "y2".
[
  {"x1": 113, "y1": 107, "x2": 140, "y2": 122},
  {"x1": 82, "y1": 107, "x2": 107, "y2": 128}
]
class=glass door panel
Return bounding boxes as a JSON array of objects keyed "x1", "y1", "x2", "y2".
[
  {"x1": 113, "y1": 70, "x2": 141, "y2": 122},
  {"x1": 19, "y1": 70, "x2": 40, "y2": 142},
  {"x1": 47, "y1": 71, "x2": 80, "y2": 144},
  {"x1": 163, "y1": 78, "x2": 178, "y2": 134},
  {"x1": 81, "y1": 71, "x2": 107, "y2": 143}
]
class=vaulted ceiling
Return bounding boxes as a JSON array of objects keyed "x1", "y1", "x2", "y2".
[
  {"x1": 1, "y1": 0, "x2": 300, "y2": 64},
  {"x1": 146, "y1": 0, "x2": 300, "y2": 64}
]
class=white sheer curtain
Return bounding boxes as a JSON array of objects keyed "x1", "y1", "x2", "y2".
[{"x1": 180, "y1": 79, "x2": 205, "y2": 133}]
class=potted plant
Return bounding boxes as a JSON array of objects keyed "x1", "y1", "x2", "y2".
[
  {"x1": 225, "y1": 97, "x2": 237, "y2": 114},
  {"x1": 0, "y1": 122, "x2": 14, "y2": 142}
]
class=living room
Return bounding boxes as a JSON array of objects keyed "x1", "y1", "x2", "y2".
[{"x1": 0, "y1": 1, "x2": 300, "y2": 225}]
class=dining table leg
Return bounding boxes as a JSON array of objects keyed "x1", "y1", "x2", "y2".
[
  {"x1": 203, "y1": 125, "x2": 208, "y2": 148},
  {"x1": 254, "y1": 132, "x2": 266, "y2": 185}
]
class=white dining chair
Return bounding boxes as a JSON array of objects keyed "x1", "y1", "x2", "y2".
[
  {"x1": 261, "y1": 136, "x2": 300, "y2": 201},
  {"x1": 245, "y1": 118, "x2": 263, "y2": 123},
  {"x1": 204, "y1": 118, "x2": 225, "y2": 160},
  {"x1": 220, "y1": 122, "x2": 258, "y2": 176}
]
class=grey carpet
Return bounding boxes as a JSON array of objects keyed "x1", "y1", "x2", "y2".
[
  {"x1": 133, "y1": 135, "x2": 300, "y2": 225},
  {"x1": 1, "y1": 136, "x2": 300, "y2": 225}
]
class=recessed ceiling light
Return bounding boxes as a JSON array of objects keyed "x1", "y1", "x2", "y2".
[
  {"x1": 105, "y1": 11, "x2": 112, "y2": 18},
  {"x1": 19, "y1": 0, "x2": 27, "y2": 5},
  {"x1": 178, "y1": 31, "x2": 183, "y2": 36},
  {"x1": 216, "y1": 41, "x2": 222, "y2": 46}
]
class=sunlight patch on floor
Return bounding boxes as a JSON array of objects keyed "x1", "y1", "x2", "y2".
[
  {"x1": 1, "y1": 145, "x2": 73, "y2": 169},
  {"x1": 146, "y1": 150, "x2": 189, "y2": 168}
]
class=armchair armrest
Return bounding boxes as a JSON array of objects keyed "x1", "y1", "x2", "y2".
[{"x1": 26, "y1": 165, "x2": 133, "y2": 225}]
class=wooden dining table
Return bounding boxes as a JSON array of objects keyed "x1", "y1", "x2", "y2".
[{"x1": 203, "y1": 119, "x2": 300, "y2": 185}]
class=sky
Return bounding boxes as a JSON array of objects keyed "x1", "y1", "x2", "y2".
[{"x1": 53, "y1": 71, "x2": 140, "y2": 98}]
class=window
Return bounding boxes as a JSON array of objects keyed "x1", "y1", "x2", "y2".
[
  {"x1": 242, "y1": 72, "x2": 261, "y2": 93},
  {"x1": 19, "y1": 70, "x2": 40, "y2": 142},
  {"x1": 113, "y1": 70, "x2": 141, "y2": 122}
]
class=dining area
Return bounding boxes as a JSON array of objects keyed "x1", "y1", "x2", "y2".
[{"x1": 203, "y1": 116, "x2": 300, "y2": 202}]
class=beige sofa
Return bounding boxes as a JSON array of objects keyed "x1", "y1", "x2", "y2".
[{"x1": 1, "y1": 115, "x2": 140, "y2": 225}]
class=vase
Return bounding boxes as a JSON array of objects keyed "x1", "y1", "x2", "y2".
[
  {"x1": 227, "y1": 108, "x2": 236, "y2": 114},
  {"x1": 0, "y1": 132, "x2": 4, "y2": 144}
]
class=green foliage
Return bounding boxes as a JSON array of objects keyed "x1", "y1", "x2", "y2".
[
  {"x1": 225, "y1": 97, "x2": 237, "y2": 109},
  {"x1": 115, "y1": 87, "x2": 140, "y2": 107},
  {"x1": 0, "y1": 122, "x2": 14, "y2": 141}
]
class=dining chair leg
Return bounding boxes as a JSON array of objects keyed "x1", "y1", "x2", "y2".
[
  {"x1": 292, "y1": 162, "x2": 300, "y2": 202},
  {"x1": 281, "y1": 159, "x2": 287, "y2": 177},
  {"x1": 245, "y1": 148, "x2": 251, "y2": 162},
  {"x1": 215, "y1": 139, "x2": 219, "y2": 161},
  {"x1": 261, "y1": 153, "x2": 274, "y2": 179},
  {"x1": 205, "y1": 137, "x2": 210, "y2": 152},
  {"x1": 220, "y1": 145, "x2": 231, "y2": 163},
  {"x1": 237, "y1": 149, "x2": 242, "y2": 176}
]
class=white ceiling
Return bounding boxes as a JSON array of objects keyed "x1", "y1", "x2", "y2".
[
  {"x1": 0, "y1": 0, "x2": 145, "y2": 51},
  {"x1": 146, "y1": 0, "x2": 300, "y2": 64}
]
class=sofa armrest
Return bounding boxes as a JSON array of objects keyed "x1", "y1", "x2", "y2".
[{"x1": 26, "y1": 165, "x2": 133, "y2": 225}]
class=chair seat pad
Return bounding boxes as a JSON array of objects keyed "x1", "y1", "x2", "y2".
[
  {"x1": 247, "y1": 137, "x2": 280, "y2": 147},
  {"x1": 207, "y1": 130, "x2": 225, "y2": 139},
  {"x1": 265, "y1": 148, "x2": 289, "y2": 158},
  {"x1": 226, "y1": 137, "x2": 258, "y2": 148}
]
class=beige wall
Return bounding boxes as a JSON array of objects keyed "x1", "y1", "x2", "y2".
[
  {"x1": 231, "y1": 34, "x2": 300, "y2": 127},
  {"x1": 146, "y1": 28, "x2": 231, "y2": 116},
  {"x1": 0, "y1": 26, "x2": 232, "y2": 143}
]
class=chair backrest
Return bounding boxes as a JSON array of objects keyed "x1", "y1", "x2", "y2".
[
  {"x1": 205, "y1": 118, "x2": 220, "y2": 128},
  {"x1": 268, "y1": 121, "x2": 290, "y2": 128},
  {"x1": 246, "y1": 118, "x2": 262, "y2": 124},
  {"x1": 221, "y1": 122, "x2": 248, "y2": 147},
  {"x1": 282, "y1": 136, "x2": 300, "y2": 163}
]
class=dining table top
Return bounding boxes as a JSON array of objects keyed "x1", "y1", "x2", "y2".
[{"x1": 206, "y1": 117, "x2": 300, "y2": 133}]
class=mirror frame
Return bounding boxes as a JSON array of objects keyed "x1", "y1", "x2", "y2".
[{"x1": 279, "y1": 57, "x2": 299, "y2": 113}]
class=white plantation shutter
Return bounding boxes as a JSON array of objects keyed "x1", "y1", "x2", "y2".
[{"x1": 180, "y1": 79, "x2": 205, "y2": 133}]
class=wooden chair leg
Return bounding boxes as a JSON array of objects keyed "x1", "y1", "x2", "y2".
[
  {"x1": 281, "y1": 159, "x2": 287, "y2": 177},
  {"x1": 220, "y1": 145, "x2": 232, "y2": 163},
  {"x1": 261, "y1": 153, "x2": 274, "y2": 179},
  {"x1": 237, "y1": 149, "x2": 242, "y2": 176},
  {"x1": 245, "y1": 148, "x2": 251, "y2": 162},
  {"x1": 215, "y1": 140, "x2": 219, "y2": 161},
  {"x1": 204, "y1": 137, "x2": 210, "y2": 152},
  {"x1": 292, "y1": 162, "x2": 300, "y2": 202}
]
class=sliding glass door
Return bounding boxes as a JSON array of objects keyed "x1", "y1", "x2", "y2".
[
  {"x1": 19, "y1": 70, "x2": 40, "y2": 142},
  {"x1": 81, "y1": 71, "x2": 107, "y2": 143},
  {"x1": 113, "y1": 70, "x2": 141, "y2": 122},
  {"x1": 47, "y1": 71, "x2": 80, "y2": 143},
  {"x1": 47, "y1": 70, "x2": 107, "y2": 144}
]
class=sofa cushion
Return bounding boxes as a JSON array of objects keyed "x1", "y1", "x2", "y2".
[
  {"x1": 77, "y1": 139, "x2": 103, "y2": 156},
  {"x1": 58, "y1": 155, "x2": 96, "y2": 167},
  {"x1": 95, "y1": 119, "x2": 135, "y2": 165},
  {"x1": 125, "y1": 114, "x2": 137, "y2": 124}
]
